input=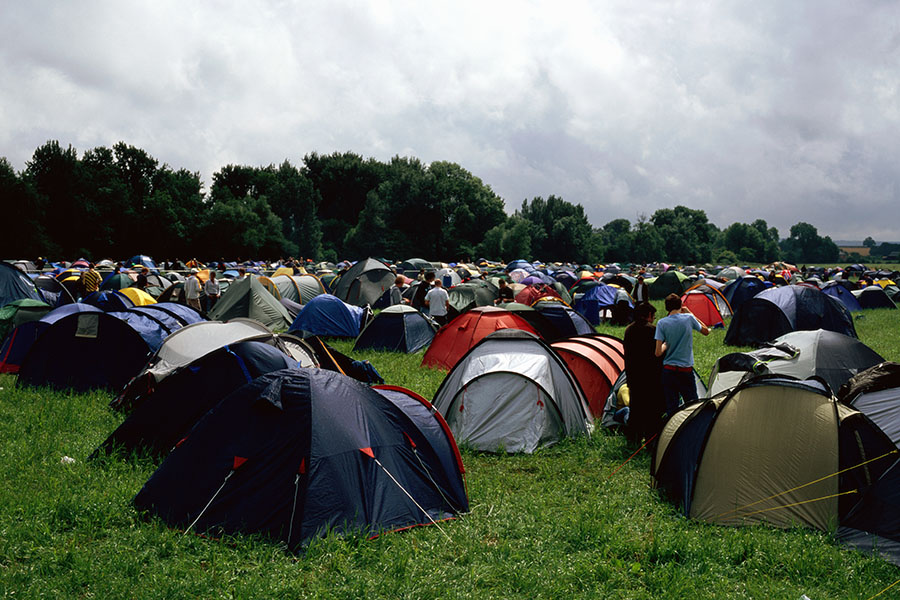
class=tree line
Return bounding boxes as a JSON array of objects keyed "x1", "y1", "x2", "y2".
[{"x1": 1, "y1": 140, "x2": 841, "y2": 265}]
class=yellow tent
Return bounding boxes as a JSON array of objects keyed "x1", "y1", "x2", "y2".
[{"x1": 119, "y1": 287, "x2": 157, "y2": 306}]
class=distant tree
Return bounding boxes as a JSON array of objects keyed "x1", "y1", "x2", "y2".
[
  {"x1": 517, "y1": 195, "x2": 599, "y2": 263},
  {"x1": 0, "y1": 158, "x2": 52, "y2": 257},
  {"x1": 476, "y1": 216, "x2": 532, "y2": 263},
  {"x1": 650, "y1": 206, "x2": 715, "y2": 264},
  {"x1": 779, "y1": 222, "x2": 840, "y2": 264},
  {"x1": 303, "y1": 152, "x2": 385, "y2": 258},
  {"x1": 600, "y1": 218, "x2": 633, "y2": 263},
  {"x1": 863, "y1": 236, "x2": 876, "y2": 248}
]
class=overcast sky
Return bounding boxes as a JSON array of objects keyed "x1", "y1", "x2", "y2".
[{"x1": 2, "y1": 1, "x2": 898, "y2": 242}]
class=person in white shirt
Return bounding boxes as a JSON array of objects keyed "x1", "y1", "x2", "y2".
[
  {"x1": 204, "y1": 271, "x2": 220, "y2": 311},
  {"x1": 184, "y1": 268, "x2": 202, "y2": 311},
  {"x1": 424, "y1": 279, "x2": 450, "y2": 326}
]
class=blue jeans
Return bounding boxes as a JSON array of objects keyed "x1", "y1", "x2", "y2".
[{"x1": 661, "y1": 368, "x2": 698, "y2": 418}]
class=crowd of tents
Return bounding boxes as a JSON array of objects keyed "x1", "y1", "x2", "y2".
[{"x1": 2, "y1": 254, "x2": 900, "y2": 563}]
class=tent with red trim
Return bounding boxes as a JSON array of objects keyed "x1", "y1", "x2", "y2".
[
  {"x1": 421, "y1": 306, "x2": 540, "y2": 371},
  {"x1": 432, "y1": 329, "x2": 592, "y2": 453},
  {"x1": 550, "y1": 334, "x2": 625, "y2": 418},
  {"x1": 680, "y1": 291, "x2": 728, "y2": 329},
  {"x1": 133, "y1": 369, "x2": 468, "y2": 550}
]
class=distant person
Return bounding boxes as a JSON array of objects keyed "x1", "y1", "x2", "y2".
[
  {"x1": 634, "y1": 276, "x2": 649, "y2": 304},
  {"x1": 654, "y1": 294, "x2": 710, "y2": 418},
  {"x1": 80, "y1": 262, "x2": 101, "y2": 298},
  {"x1": 424, "y1": 279, "x2": 450, "y2": 326},
  {"x1": 389, "y1": 275, "x2": 407, "y2": 306},
  {"x1": 624, "y1": 303, "x2": 664, "y2": 447},
  {"x1": 237, "y1": 267, "x2": 247, "y2": 280},
  {"x1": 495, "y1": 279, "x2": 514, "y2": 304},
  {"x1": 184, "y1": 268, "x2": 202, "y2": 311},
  {"x1": 412, "y1": 272, "x2": 435, "y2": 310},
  {"x1": 136, "y1": 267, "x2": 150, "y2": 290},
  {"x1": 204, "y1": 270, "x2": 220, "y2": 311}
]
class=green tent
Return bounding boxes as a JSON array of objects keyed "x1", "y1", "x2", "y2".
[
  {"x1": 0, "y1": 299, "x2": 51, "y2": 341},
  {"x1": 649, "y1": 270, "x2": 691, "y2": 300},
  {"x1": 208, "y1": 277, "x2": 292, "y2": 331}
]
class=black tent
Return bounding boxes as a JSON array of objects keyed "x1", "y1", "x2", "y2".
[
  {"x1": 133, "y1": 369, "x2": 468, "y2": 549},
  {"x1": 724, "y1": 285, "x2": 856, "y2": 347}
]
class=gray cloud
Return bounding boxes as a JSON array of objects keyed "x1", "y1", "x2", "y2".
[{"x1": 1, "y1": 0, "x2": 898, "y2": 241}]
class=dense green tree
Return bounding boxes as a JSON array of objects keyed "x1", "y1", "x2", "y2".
[
  {"x1": 863, "y1": 236, "x2": 876, "y2": 248},
  {"x1": 476, "y1": 216, "x2": 532, "y2": 262},
  {"x1": 779, "y1": 222, "x2": 840, "y2": 264},
  {"x1": 650, "y1": 206, "x2": 715, "y2": 264},
  {"x1": 303, "y1": 152, "x2": 385, "y2": 257},
  {"x1": 600, "y1": 218, "x2": 633, "y2": 263},
  {"x1": 0, "y1": 158, "x2": 52, "y2": 257},
  {"x1": 517, "y1": 196, "x2": 600, "y2": 263},
  {"x1": 23, "y1": 141, "x2": 85, "y2": 257}
]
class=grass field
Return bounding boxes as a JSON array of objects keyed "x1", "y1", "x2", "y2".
[{"x1": 0, "y1": 306, "x2": 898, "y2": 598}]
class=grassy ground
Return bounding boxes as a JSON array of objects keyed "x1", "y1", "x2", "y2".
[{"x1": 0, "y1": 308, "x2": 898, "y2": 598}]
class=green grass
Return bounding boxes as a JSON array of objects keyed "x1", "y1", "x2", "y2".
[{"x1": 1, "y1": 307, "x2": 899, "y2": 598}]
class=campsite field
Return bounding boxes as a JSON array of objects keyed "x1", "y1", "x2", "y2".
[{"x1": 0, "y1": 306, "x2": 898, "y2": 599}]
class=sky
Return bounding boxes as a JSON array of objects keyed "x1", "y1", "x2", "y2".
[{"x1": 1, "y1": 1, "x2": 898, "y2": 242}]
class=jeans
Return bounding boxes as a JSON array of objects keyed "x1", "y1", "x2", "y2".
[{"x1": 661, "y1": 368, "x2": 698, "y2": 418}]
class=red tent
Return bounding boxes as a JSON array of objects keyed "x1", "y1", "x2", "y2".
[
  {"x1": 515, "y1": 284, "x2": 561, "y2": 306},
  {"x1": 681, "y1": 291, "x2": 726, "y2": 328},
  {"x1": 551, "y1": 334, "x2": 625, "y2": 418},
  {"x1": 421, "y1": 306, "x2": 539, "y2": 371}
]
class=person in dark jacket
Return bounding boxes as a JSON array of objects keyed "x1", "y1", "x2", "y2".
[{"x1": 623, "y1": 302, "x2": 665, "y2": 446}]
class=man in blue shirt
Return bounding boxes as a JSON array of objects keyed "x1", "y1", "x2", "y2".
[{"x1": 654, "y1": 293, "x2": 710, "y2": 417}]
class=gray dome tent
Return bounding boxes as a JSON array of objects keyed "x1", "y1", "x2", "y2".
[
  {"x1": 431, "y1": 329, "x2": 592, "y2": 453},
  {"x1": 333, "y1": 258, "x2": 395, "y2": 307}
]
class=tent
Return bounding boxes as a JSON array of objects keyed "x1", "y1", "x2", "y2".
[
  {"x1": 550, "y1": 334, "x2": 625, "y2": 418},
  {"x1": 288, "y1": 294, "x2": 369, "y2": 338},
  {"x1": 0, "y1": 262, "x2": 43, "y2": 310},
  {"x1": 649, "y1": 270, "x2": 690, "y2": 300},
  {"x1": 432, "y1": 329, "x2": 592, "y2": 453},
  {"x1": 208, "y1": 276, "x2": 292, "y2": 331},
  {"x1": 854, "y1": 285, "x2": 897, "y2": 310},
  {"x1": 398, "y1": 258, "x2": 434, "y2": 277},
  {"x1": 112, "y1": 318, "x2": 288, "y2": 411},
  {"x1": 652, "y1": 376, "x2": 900, "y2": 565},
  {"x1": 498, "y1": 302, "x2": 568, "y2": 342},
  {"x1": 514, "y1": 284, "x2": 561, "y2": 306},
  {"x1": 574, "y1": 284, "x2": 631, "y2": 326},
  {"x1": 333, "y1": 258, "x2": 395, "y2": 307},
  {"x1": 680, "y1": 290, "x2": 728, "y2": 329},
  {"x1": 33, "y1": 274, "x2": 75, "y2": 306},
  {"x1": 822, "y1": 281, "x2": 863, "y2": 312},
  {"x1": 717, "y1": 266, "x2": 746, "y2": 281},
  {"x1": 119, "y1": 287, "x2": 157, "y2": 306},
  {"x1": 530, "y1": 298, "x2": 594, "y2": 339},
  {"x1": 96, "y1": 341, "x2": 300, "y2": 457},
  {"x1": 447, "y1": 279, "x2": 498, "y2": 317},
  {"x1": 100, "y1": 272, "x2": 137, "y2": 291},
  {"x1": 0, "y1": 304, "x2": 102, "y2": 374},
  {"x1": 709, "y1": 329, "x2": 885, "y2": 397},
  {"x1": 724, "y1": 285, "x2": 856, "y2": 347},
  {"x1": 840, "y1": 362, "x2": 900, "y2": 450},
  {"x1": 353, "y1": 305, "x2": 436, "y2": 353},
  {"x1": 720, "y1": 276, "x2": 773, "y2": 312},
  {"x1": 421, "y1": 306, "x2": 540, "y2": 371},
  {"x1": 600, "y1": 369, "x2": 706, "y2": 429},
  {"x1": 17, "y1": 304, "x2": 202, "y2": 392},
  {"x1": 132, "y1": 369, "x2": 468, "y2": 549},
  {"x1": 270, "y1": 274, "x2": 327, "y2": 304},
  {"x1": 0, "y1": 299, "x2": 51, "y2": 343}
]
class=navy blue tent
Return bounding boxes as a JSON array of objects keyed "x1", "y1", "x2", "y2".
[
  {"x1": 506, "y1": 260, "x2": 534, "y2": 273},
  {"x1": 0, "y1": 262, "x2": 43, "y2": 310},
  {"x1": 94, "y1": 341, "x2": 299, "y2": 457},
  {"x1": 83, "y1": 290, "x2": 135, "y2": 312},
  {"x1": 353, "y1": 305, "x2": 436, "y2": 353},
  {"x1": 721, "y1": 276, "x2": 773, "y2": 312},
  {"x1": 0, "y1": 303, "x2": 102, "y2": 374},
  {"x1": 531, "y1": 299, "x2": 594, "y2": 339},
  {"x1": 724, "y1": 285, "x2": 856, "y2": 347},
  {"x1": 128, "y1": 255, "x2": 159, "y2": 273},
  {"x1": 822, "y1": 281, "x2": 863, "y2": 312},
  {"x1": 17, "y1": 303, "x2": 204, "y2": 392},
  {"x1": 289, "y1": 294, "x2": 367, "y2": 338},
  {"x1": 575, "y1": 284, "x2": 624, "y2": 326},
  {"x1": 133, "y1": 369, "x2": 468, "y2": 550}
]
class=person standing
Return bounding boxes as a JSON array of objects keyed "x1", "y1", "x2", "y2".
[
  {"x1": 654, "y1": 294, "x2": 710, "y2": 418},
  {"x1": 204, "y1": 270, "x2": 220, "y2": 311},
  {"x1": 623, "y1": 303, "x2": 664, "y2": 446},
  {"x1": 184, "y1": 268, "x2": 202, "y2": 312},
  {"x1": 389, "y1": 275, "x2": 407, "y2": 306},
  {"x1": 136, "y1": 267, "x2": 150, "y2": 290},
  {"x1": 424, "y1": 278, "x2": 450, "y2": 326},
  {"x1": 412, "y1": 272, "x2": 435, "y2": 310},
  {"x1": 80, "y1": 262, "x2": 102, "y2": 299},
  {"x1": 634, "y1": 275, "x2": 649, "y2": 304}
]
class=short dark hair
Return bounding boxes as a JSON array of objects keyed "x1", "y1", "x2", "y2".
[
  {"x1": 665, "y1": 294, "x2": 682, "y2": 312},
  {"x1": 634, "y1": 302, "x2": 656, "y2": 321},
  {"x1": 424, "y1": 272, "x2": 435, "y2": 281}
]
